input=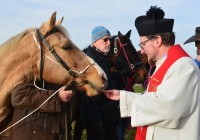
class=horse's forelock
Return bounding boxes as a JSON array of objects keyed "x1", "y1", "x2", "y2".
[{"x1": 56, "y1": 25, "x2": 70, "y2": 39}]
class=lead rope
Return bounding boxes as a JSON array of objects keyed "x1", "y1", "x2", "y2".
[{"x1": 0, "y1": 86, "x2": 64, "y2": 135}]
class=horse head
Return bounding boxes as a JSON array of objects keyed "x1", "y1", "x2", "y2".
[
  {"x1": 34, "y1": 12, "x2": 107, "y2": 96},
  {"x1": 137, "y1": 50, "x2": 156, "y2": 79},
  {"x1": 0, "y1": 12, "x2": 107, "y2": 134},
  {"x1": 108, "y1": 30, "x2": 147, "y2": 87}
]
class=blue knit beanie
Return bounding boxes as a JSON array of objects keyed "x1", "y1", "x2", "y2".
[{"x1": 91, "y1": 26, "x2": 111, "y2": 43}]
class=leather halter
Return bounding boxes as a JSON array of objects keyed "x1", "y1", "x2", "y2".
[
  {"x1": 35, "y1": 29, "x2": 93, "y2": 88},
  {"x1": 36, "y1": 29, "x2": 79, "y2": 76},
  {"x1": 113, "y1": 38, "x2": 143, "y2": 70}
]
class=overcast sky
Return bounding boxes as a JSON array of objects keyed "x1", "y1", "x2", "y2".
[{"x1": 0, "y1": 0, "x2": 199, "y2": 58}]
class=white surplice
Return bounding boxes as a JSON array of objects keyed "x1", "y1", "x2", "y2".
[{"x1": 120, "y1": 56, "x2": 200, "y2": 140}]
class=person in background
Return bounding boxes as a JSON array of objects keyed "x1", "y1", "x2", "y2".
[
  {"x1": 0, "y1": 80, "x2": 73, "y2": 140},
  {"x1": 184, "y1": 26, "x2": 200, "y2": 68},
  {"x1": 80, "y1": 26, "x2": 120, "y2": 140},
  {"x1": 105, "y1": 6, "x2": 200, "y2": 140}
]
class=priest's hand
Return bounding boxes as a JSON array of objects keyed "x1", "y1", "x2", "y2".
[{"x1": 104, "y1": 89, "x2": 120, "y2": 100}]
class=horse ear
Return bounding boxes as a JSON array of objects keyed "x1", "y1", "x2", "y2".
[
  {"x1": 40, "y1": 11, "x2": 57, "y2": 34},
  {"x1": 125, "y1": 30, "x2": 132, "y2": 38},
  {"x1": 118, "y1": 31, "x2": 123, "y2": 37},
  {"x1": 47, "y1": 11, "x2": 57, "y2": 29},
  {"x1": 56, "y1": 17, "x2": 64, "y2": 25}
]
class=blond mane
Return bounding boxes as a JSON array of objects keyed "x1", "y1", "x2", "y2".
[{"x1": 0, "y1": 29, "x2": 33, "y2": 59}]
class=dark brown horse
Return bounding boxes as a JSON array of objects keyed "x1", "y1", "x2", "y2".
[
  {"x1": 0, "y1": 12, "x2": 107, "y2": 136},
  {"x1": 108, "y1": 30, "x2": 147, "y2": 91},
  {"x1": 137, "y1": 50, "x2": 156, "y2": 88},
  {"x1": 108, "y1": 30, "x2": 151, "y2": 140}
]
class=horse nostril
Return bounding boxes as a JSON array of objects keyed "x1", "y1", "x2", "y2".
[{"x1": 102, "y1": 74, "x2": 108, "y2": 89}]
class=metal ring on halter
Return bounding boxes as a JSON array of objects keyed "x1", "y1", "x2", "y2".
[
  {"x1": 129, "y1": 64, "x2": 135, "y2": 69},
  {"x1": 114, "y1": 48, "x2": 118, "y2": 54}
]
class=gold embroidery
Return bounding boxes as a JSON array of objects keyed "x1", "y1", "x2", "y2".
[{"x1": 151, "y1": 78, "x2": 159, "y2": 82}]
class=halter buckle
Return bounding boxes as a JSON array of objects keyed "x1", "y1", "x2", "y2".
[{"x1": 114, "y1": 47, "x2": 118, "y2": 54}]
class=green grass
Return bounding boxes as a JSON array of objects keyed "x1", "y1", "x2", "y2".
[{"x1": 133, "y1": 84, "x2": 144, "y2": 93}]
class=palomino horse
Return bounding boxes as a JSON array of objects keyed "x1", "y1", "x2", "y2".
[{"x1": 0, "y1": 12, "x2": 107, "y2": 136}]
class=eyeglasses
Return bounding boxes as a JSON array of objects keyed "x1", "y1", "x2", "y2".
[
  {"x1": 138, "y1": 38, "x2": 154, "y2": 49},
  {"x1": 101, "y1": 37, "x2": 110, "y2": 42}
]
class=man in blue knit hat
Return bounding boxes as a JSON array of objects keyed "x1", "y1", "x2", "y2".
[
  {"x1": 80, "y1": 26, "x2": 120, "y2": 140},
  {"x1": 91, "y1": 26, "x2": 111, "y2": 54}
]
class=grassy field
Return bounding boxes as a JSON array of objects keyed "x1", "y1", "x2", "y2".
[{"x1": 123, "y1": 128, "x2": 136, "y2": 140}]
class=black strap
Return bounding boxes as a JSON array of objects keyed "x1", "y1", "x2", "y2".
[
  {"x1": 36, "y1": 30, "x2": 44, "y2": 87},
  {"x1": 36, "y1": 29, "x2": 79, "y2": 78}
]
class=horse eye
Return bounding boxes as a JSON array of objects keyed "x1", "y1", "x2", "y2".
[{"x1": 62, "y1": 45, "x2": 71, "y2": 51}]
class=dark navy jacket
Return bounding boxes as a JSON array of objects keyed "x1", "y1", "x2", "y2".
[{"x1": 80, "y1": 46, "x2": 120, "y2": 128}]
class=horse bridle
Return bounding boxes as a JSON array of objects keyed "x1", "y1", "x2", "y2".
[
  {"x1": 34, "y1": 29, "x2": 94, "y2": 88},
  {"x1": 113, "y1": 38, "x2": 146, "y2": 92},
  {"x1": 113, "y1": 38, "x2": 143, "y2": 70}
]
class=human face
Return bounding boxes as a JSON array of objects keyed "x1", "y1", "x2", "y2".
[
  {"x1": 195, "y1": 41, "x2": 200, "y2": 55},
  {"x1": 93, "y1": 36, "x2": 111, "y2": 53},
  {"x1": 139, "y1": 36, "x2": 158, "y2": 62}
]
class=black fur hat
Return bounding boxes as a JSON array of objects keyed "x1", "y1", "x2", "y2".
[{"x1": 135, "y1": 6, "x2": 174, "y2": 36}]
